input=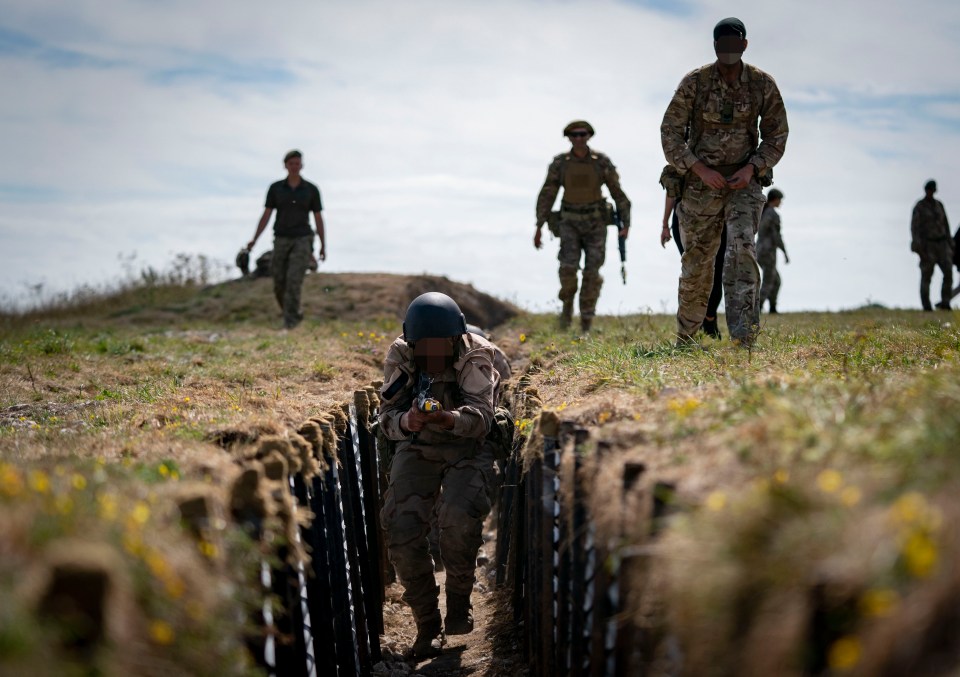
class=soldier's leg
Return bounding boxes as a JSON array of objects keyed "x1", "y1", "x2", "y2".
[
  {"x1": 706, "y1": 224, "x2": 726, "y2": 318},
  {"x1": 437, "y1": 452, "x2": 494, "y2": 598},
  {"x1": 723, "y1": 187, "x2": 764, "y2": 341},
  {"x1": 919, "y1": 253, "x2": 934, "y2": 310},
  {"x1": 557, "y1": 222, "x2": 583, "y2": 326},
  {"x1": 281, "y1": 236, "x2": 312, "y2": 327},
  {"x1": 676, "y1": 182, "x2": 725, "y2": 337},
  {"x1": 769, "y1": 269, "x2": 782, "y2": 311},
  {"x1": 758, "y1": 254, "x2": 777, "y2": 308},
  {"x1": 578, "y1": 222, "x2": 608, "y2": 328},
  {"x1": 380, "y1": 449, "x2": 444, "y2": 624},
  {"x1": 271, "y1": 237, "x2": 293, "y2": 311},
  {"x1": 936, "y1": 250, "x2": 954, "y2": 307}
]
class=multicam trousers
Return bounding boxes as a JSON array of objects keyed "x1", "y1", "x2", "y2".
[
  {"x1": 557, "y1": 211, "x2": 607, "y2": 321},
  {"x1": 380, "y1": 442, "x2": 496, "y2": 623},
  {"x1": 271, "y1": 235, "x2": 313, "y2": 328},
  {"x1": 757, "y1": 250, "x2": 781, "y2": 311},
  {"x1": 917, "y1": 241, "x2": 954, "y2": 309},
  {"x1": 676, "y1": 176, "x2": 764, "y2": 340}
]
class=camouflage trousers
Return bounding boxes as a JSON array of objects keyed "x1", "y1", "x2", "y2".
[
  {"x1": 917, "y1": 241, "x2": 954, "y2": 308},
  {"x1": 380, "y1": 442, "x2": 496, "y2": 623},
  {"x1": 557, "y1": 216, "x2": 607, "y2": 320},
  {"x1": 271, "y1": 235, "x2": 313, "y2": 328},
  {"x1": 757, "y1": 250, "x2": 781, "y2": 310},
  {"x1": 676, "y1": 177, "x2": 764, "y2": 339}
]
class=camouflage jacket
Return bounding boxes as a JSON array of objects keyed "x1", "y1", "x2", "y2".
[
  {"x1": 661, "y1": 62, "x2": 788, "y2": 176},
  {"x1": 911, "y1": 198, "x2": 952, "y2": 245},
  {"x1": 378, "y1": 333, "x2": 498, "y2": 452},
  {"x1": 535, "y1": 148, "x2": 631, "y2": 227},
  {"x1": 756, "y1": 207, "x2": 785, "y2": 256}
]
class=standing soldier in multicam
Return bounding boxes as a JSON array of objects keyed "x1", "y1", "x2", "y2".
[
  {"x1": 535, "y1": 121, "x2": 631, "y2": 333},
  {"x1": 911, "y1": 179, "x2": 954, "y2": 311},
  {"x1": 661, "y1": 18, "x2": 788, "y2": 346},
  {"x1": 378, "y1": 293, "x2": 499, "y2": 659},
  {"x1": 756, "y1": 188, "x2": 789, "y2": 314}
]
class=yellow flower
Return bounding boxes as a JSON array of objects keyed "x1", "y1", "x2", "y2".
[
  {"x1": 368, "y1": 331, "x2": 376, "y2": 338},
  {"x1": 198, "y1": 540, "x2": 218, "y2": 559},
  {"x1": 0, "y1": 464, "x2": 24, "y2": 497},
  {"x1": 597, "y1": 411, "x2": 612, "y2": 424},
  {"x1": 183, "y1": 397, "x2": 190, "y2": 403},
  {"x1": 773, "y1": 469, "x2": 789, "y2": 484},
  {"x1": 149, "y1": 620, "x2": 175, "y2": 645},
  {"x1": 519, "y1": 333, "x2": 527, "y2": 343},
  {"x1": 97, "y1": 492, "x2": 118, "y2": 520},
  {"x1": 122, "y1": 532, "x2": 143, "y2": 556},
  {"x1": 71, "y1": 473, "x2": 87, "y2": 490},
  {"x1": 54, "y1": 495, "x2": 74, "y2": 515},
  {"x1": 145, "y1": 550, "x2": 170, "y2": 579},
  {"x1": 28, "y1": 470, "x2": 51, "y2": 494},
  {"x1": 903, "y1": 531, "x2": 938, "y2": 579},
  {"x1": 816, "y1": 469, "x2": 843, "y2": 494},
  {"x1": 158, "y1": 464, "x2": 170, "y2": 477},
  {"x1": 840, "y1": 486, "x2": 862, "y2": 507},
  {"x1": 890, "y1": 492, "x2": 926, "y2": 524},
  {"x1": 170, "y1": 470, "x2": 180, "y2": 481},
  {"x1": 859, "y1": 588, "x2": 898, "y2": 618},
  {"x1": 705, "y1": 491, "x2": 727, "y2": 512},
  {"x1": 667, "y1": 396, "x2": 701, "y2": 418},
  {"x1": 164, "y1": 575, "x2": 185, "y2": 599},
  {"x1": 357, "y1": 331, "x2": 364, "y2": 337},
  {"x1": 132, "y1": 501, "x2": 151, "y2": 525},
  {"x1": 827, "y1": 636, "x2": 861, "y2": 671}
]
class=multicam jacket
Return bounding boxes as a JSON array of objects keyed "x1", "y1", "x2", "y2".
[
  {"x1": 661, "y1": 62, "x2": 788, "y2": 176},
  {"x1": 912, "y1": 198, "x2": 952, "y2": 245}
]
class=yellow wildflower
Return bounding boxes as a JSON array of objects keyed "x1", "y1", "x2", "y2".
[
  {"x1": 597, "y1": 411, "x2": 612, "y2": 425},
  {"x1": 705, "y1": 491, "x2": 727, "y2": 512},
  {"x1": 54, "y1": 495, "x2": 74, "y2": 515},
  {"x1": 122, "y1": 532, "x2": 143, "y2": 556},
  {"x1": 164, "y1": 575, "x2": 185, "y2": 599},
  {"x1": 132, "y1": 501, "x2": 151, "y2": 525},
  {"x1": 145, "y1": 550, "x2": 170, "y2": 579},
  {"x1": 840, "y1": 486, "x2": 862, "y2": 507},
  {"x1": 519, "y1": 333, "x2": 527, "y2": 343},
  {"x1": 816, "y1": 469, "x2": 843, "y2": 494},
  {"x1": 158, "y1": 464, "x2": 170, "y2": 477},
  {"x1": 170, "y1": 470, "x2": 180, "y2": 481},
  {"x1": 71, "y1": 473, "x2": 87, "y2": 490},
  {"x1": 28, "y1": 470, "x2": 51, "y2": 494},
  {"x1": 827, "y1": 636, "x2": 861, "y2": 671},
  {"x1": 667, "y1": 396, "x2": 701, "y2": 418},
  {"x1": 149, "y1": 620, "x2": 175, "y2": 645},
  {"x1": 97, "y1": 492, "x2": 118, "y2": 520},
  {"x1": 859, "y1": 588, "x2": 898, "y2": 618},
  {"x1": 890, "y1": 492, "x2": 927, "y2": 525},
  {"x1": 198, "y1": 540, "x2": 218, "y2": 559},
  {"x1": 0, "y1": 464, "x2": 24, "y2": 497},
  {"x1": 773, "y1": 469, "x2": 789, "y2": 484},
  {"x1": 903, "y1": 531, "x2": 938, "y2": 578}
]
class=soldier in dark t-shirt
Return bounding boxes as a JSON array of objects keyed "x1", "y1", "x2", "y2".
[{"x1": 247, "y1": 150, "x2": 326, "y2": 329}]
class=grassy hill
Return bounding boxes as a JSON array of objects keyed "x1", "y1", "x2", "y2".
[{"x1": 1, "y1": 271, "x2": 958, "y2": 675}]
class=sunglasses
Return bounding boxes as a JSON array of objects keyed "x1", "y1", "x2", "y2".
[{"x1": 568, "y1": 131, "x2": 590, "y2": 138}]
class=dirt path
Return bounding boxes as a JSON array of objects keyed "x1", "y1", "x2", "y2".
[{"x1": 377, "y1": 524, "x2": 527, "y2": 677}]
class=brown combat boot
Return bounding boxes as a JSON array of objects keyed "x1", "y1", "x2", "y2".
[
  {"x1": 444, "y1": 592, "x2": 474, "y2": 635},
  {"x1": 559, "y1": 300, "x2": 573, "y2": 329},
  {"x1": 410, "y1": 617, "x2": 444, "y2": 658}
]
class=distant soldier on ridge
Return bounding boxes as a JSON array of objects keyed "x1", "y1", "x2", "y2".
[
  {"x1": 660, "y1": 17, "x2": 788, "y2": 347},
  {"x1": 756, "y1": 188, "x2": 789, "y2": 314},
  {"x1": 911, "y1": 179, "x2": 954, "y2": 311},
  {"x1": 245, "y1": 149, "x2": 326, "y2": 329},
  {"x1": 534, "y1": 120, "x2": 631, "y2": 333}
]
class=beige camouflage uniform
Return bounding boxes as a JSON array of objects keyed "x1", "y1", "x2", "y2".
[
  {"x1": 379, "y1": 332, "x2": 498, "y2": 628},
  {"x1": 536, "y1": 151, "x2": 631, "y2": 323},
  {"x1": 661, "y1": 62, "x2": 788, "y2": 341},
  {"x1": 756, "y1": 206, "x2": 786, "y2": 311},
  {"x1": 911, "y1": 197, "x2": 954, "y2": 309}
]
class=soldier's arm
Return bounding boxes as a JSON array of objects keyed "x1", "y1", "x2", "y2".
[
  {"x1": 248, "y1": 208, "x2": 273, "y2": 250},
  {"x1": 911, "y1": 205, "x2": 921, "y2": 247},
  {"x1": 750, "y1": 75, "x2": 789, "y2": 174},
  {"x1": 602, "y1": 159, "x2": 631, "y2": 227},
  {"x1": 660, "y1": 72, "x2": 699, "y2": 172},
  {"x1": 378, "y1": 342, "x2": 416, "y2": 441},
  {"x1": 535, "y1": 158, "x2": 563, "y2": 226},
  {"x1": 314, "y1": 211, "x2": 326, "y2": 261},
  {"x1": 449, "y1": 351, "x2": 498, "y2": 439}
]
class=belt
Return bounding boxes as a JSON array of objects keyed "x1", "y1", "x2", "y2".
[{"x1": 560, "y1": 201, "x2": 604, "y2": 214}]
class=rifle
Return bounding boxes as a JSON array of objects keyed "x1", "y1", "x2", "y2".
[{"x1": 614, "y1": 209, "x2": 627, "y2": 284}]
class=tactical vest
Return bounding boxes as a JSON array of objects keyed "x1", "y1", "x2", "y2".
[
  {"x1": 689, "y1": 63, "x2": 766, "y2": 161},
  {"x1": 559, "y1": 153, "x2": 606, "y2": 205}
]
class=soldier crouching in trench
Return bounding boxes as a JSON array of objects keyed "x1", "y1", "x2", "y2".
[{"x1": 378, "y1": 292, "x2": 500, "y2": 658}]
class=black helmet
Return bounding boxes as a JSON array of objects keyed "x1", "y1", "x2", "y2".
[
  {"x1": 236, "y1": 247, "x2": 250, "y2": 276},
  {"x1": 403, "y1": 292, "x2": 467, "y2": 343},
  {"x1": 465, "y1": 323, "x2": 489, "y2": 339}
]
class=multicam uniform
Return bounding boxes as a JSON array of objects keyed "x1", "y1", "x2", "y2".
[
  {"x1": 661, "y1": 62, "x2": 788, "y2": 340},
  {"x1": 756, "y1": 205, "x2": 786, "y2": 311},
  {"x1": 378, "y1": 332, "x2": 499, "y2": 628},
  {"x1": 536, "y1": 150, "x2": 631, "y2": 323},
  {"x1": 911, "y1": 197, "x2": 954, "y2": 309}
]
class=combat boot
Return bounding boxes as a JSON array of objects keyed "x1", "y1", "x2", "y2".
[
  {"x1": 701, "y1": 316, "x2": 722, "y2": 339},
  {"x1": 580, "y1": 316, "x2": 592, "y2": 333},
  {"x1": 936, "y1": 301, "x2": 952, "y2": 311},
  {"x1": 445, "y1": 592, "x2": 474, "y2": 635},
  {"x1": 410, "y1": 617, "x2": 444, "y2": 658},
  {"x1": 559, "y1": 301, "x2": 573, "y2": 329},
  {"x1": 768, "y1": 304, "x2": 778, "y2": 314}
]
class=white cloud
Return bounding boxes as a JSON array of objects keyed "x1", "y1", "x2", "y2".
[{"x1": 1, "y1": 0, "x2": 959, "y2": 316}]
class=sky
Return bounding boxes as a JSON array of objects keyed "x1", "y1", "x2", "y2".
[{"x1": 1, "y1": 0, "x2": 959, "y2": 317}]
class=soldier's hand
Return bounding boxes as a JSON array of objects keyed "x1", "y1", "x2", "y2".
[
  {"x1": 692, "y1": 162, "x2": 727, "y2": 190},
  {"x1": 784, "y1": 253, "x2": 791, "y2": 264},
  {"x1": 726, "y1": 165, "x2": 755, "y2": 190},
  {"x1": 402, "y1": 406, "x2": 431, "y2": 433},
  {"x1": 660, "y1": 225, "x2": 671, "y2": 248},
  {"x1": 619, "y1": 226, "x2": 629, "y2": 240},
  {"x1": 534, "y1": 226, "x2": 543, "y2": 250},
  {"x1": 318, "y1": 248, "x2": 326, "y2": 262},
  {"x1": 246, "y1": 240, "x2": 256, "y2": 251}
]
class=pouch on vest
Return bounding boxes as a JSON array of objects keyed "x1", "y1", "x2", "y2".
[
  {"x1": 659, "y1": 165, "x2": 685, "y2": 199},
  {"x1": 603, "y1": 200, "x2": 616, "y2": 226},
  {"x1": 547, "y1": 211, "x2": 561, "y2": 237}
]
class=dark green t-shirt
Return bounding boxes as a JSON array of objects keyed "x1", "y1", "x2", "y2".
[{"x1": 265, "y1": 178, "x2": 322, "y2": 238}]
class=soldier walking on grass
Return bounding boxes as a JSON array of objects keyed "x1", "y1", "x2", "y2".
[
  {"x1": 535, "y1": 121, "x2": 631, "y2": 333},
  {"x1": 757, "y1": 188, "x2": 789, "y2": 313},
  {"x1": 661, "y1": 17, "x2": 788, "y2": 347},
  {"x1": 911, "y1": 179, "x2": 954, "y2": 311},
  {"x1": 246, "y1": 150, "x2": 326, "y2": 329},
  {"x1": 378, "y1": 293, "x2": 500, "y2": 658}
]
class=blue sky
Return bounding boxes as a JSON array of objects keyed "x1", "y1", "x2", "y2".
[{"x1": 1, "y1": 0, "x2": 959, "y2": 315}]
